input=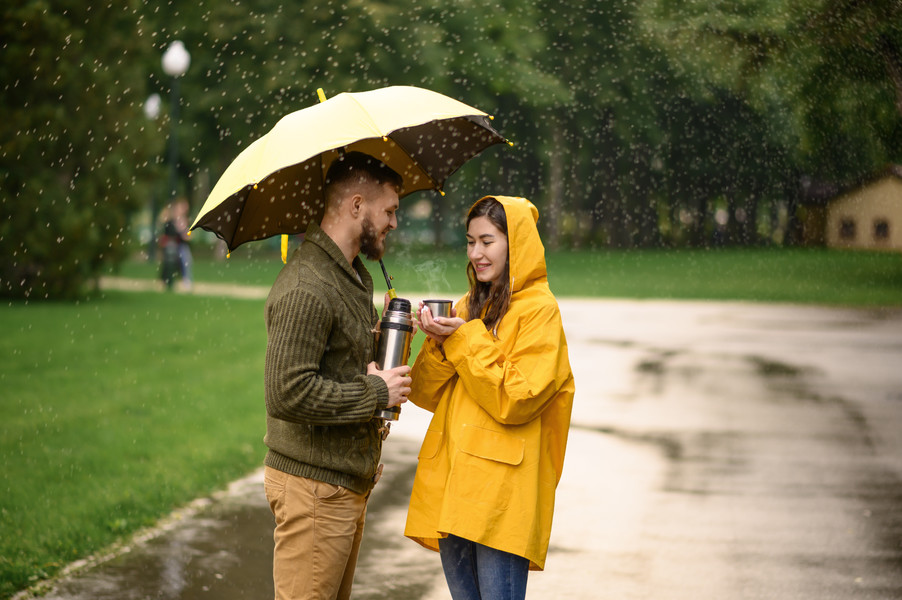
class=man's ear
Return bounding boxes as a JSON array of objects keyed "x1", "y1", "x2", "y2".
[{"x1": 350, "y1": 193, "x2": 364, "y2": 217}]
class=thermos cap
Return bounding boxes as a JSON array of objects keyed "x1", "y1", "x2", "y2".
[{"x1": 388, "y1": 297, "x2": 411, "y2": 313}]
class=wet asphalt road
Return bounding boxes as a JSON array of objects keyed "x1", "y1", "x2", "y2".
[{"x1": 30, "y1": 299, "x2": 902, "y2": 599}]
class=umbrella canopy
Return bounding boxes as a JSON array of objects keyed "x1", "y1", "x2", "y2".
[{"x1": 189, "y1": 86, "x2": 508, "y2": 252}]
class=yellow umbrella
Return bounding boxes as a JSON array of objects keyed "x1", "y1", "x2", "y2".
[{"x1": 189, "y1": 85, "x2": 509, "y2": 253}]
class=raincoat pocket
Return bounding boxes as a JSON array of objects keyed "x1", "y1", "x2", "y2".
[
  {"x1": 418, "y1": 429, "x2": 443, "y2": 459},
  {"x1": 458, "y1": 424, "x2": 525, "y2": 465}
]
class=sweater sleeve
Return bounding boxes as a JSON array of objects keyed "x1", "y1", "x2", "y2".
[
  {"x1": 442, "y1": 301, "x2": 569, "y2": 425},
  {"x1": 265, "y1": 288, "x2": 389, "y2": 425}
]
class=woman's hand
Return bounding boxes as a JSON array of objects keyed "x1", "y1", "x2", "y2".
[{"x1": 417, "y1": 302, "x2": 465, "y2": 346}]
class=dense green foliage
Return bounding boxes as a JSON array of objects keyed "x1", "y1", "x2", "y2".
[
  {"x1": 2, "y1": 1, "x2": 901, "y2": 284},
  {"x1": 637, "y1": 0, "x2": 902, "y2": 178},
  {"x1": 0, "y1": 2, "x2": 162, "y2": 299}
]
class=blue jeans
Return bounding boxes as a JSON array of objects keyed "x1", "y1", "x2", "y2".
[{"x1": 438, "y1": 534, "x2": 529, "y2": 600}]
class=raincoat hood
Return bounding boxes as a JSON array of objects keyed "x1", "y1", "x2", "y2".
[{"x1": 470, "y1": 195, "x2": 547, "y2": 294}]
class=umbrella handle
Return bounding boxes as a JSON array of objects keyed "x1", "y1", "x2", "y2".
[{"x1": 380, "y1": 259, "x2": 398, "y2": 299}]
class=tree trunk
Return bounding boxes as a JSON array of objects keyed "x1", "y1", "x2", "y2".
[
  {"x1": 689, "y1": 195, "x2": 709, "y2": 248},
  {"x1": 878, "y1": 34, "x2": 902, "y2": 117},
  {"x1": 546, "y1": 124, "x2": 565, "y2": 250}
]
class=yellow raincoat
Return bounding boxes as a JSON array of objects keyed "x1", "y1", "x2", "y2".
[{"x1": 404, "y1": 196, "x2": 575, "y2": 570}]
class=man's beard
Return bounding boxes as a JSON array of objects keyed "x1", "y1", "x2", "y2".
[{"x1": 359, "y1": 213, "x2": 386, "y2": 261}]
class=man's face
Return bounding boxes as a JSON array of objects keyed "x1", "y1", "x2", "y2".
[{"x1": 359, "y1": 182, "x2": 399, "y2": 261}]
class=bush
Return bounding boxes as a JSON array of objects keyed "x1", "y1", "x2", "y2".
[{"x1": 0, "y1": 2, "x2": 162, "y2": 300}]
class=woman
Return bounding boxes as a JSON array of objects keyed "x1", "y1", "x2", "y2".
[{"x1": 405, "y1": 195, "x2": 575, "y2": 600}]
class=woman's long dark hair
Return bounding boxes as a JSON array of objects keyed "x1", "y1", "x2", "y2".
[{"x1": 465, "y1": 197, "x2": 510, "y2": 334}]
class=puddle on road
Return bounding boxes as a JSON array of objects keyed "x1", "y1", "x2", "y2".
[
  {"x1": 748, "y1": 356, "x2": 810, "y2": 378},
  {"x1": 27, "y1": 429, "x2": 664, "y2": 600},
  {"x1": 37, "y1": 473, "x2": 274, "y2": 600},
  {"x1": 22, "y1": 301, "x2": 902, "y2": 599},
  {"x1": 33, "y1": 438, "x2": 440, "y2": 600}
]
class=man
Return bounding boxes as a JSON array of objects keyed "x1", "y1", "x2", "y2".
[{"x1": 263, "y1": 152, "x2": 412, "y2": 599}]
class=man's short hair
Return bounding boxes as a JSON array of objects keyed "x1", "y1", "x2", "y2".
[{"x1": 324, "y1": 152, "x2": 403, "y2": 206}]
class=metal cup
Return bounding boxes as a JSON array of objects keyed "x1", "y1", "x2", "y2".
[{"x1": 423, "y1": 299, "x2": 452, "y2": 318}]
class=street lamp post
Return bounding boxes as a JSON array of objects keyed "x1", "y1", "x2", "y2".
[
  {"x1": 157, "y1": 40, "x2": 190, "y2": 258},
  {"x1": 143, "y1": 93, "x2": 161, "y2": 259}
]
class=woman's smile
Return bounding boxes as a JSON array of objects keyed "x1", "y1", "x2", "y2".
[{"x1": 467, "y1": 216, "x2": 508, "y2": 283}]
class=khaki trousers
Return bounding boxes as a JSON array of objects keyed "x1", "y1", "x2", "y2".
[{"x1": 264, "y1": 467, "x2": 368, "y2": 600}]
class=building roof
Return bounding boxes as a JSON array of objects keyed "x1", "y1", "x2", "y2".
[
  {"x1": 799, "y1": 165, "x2": 902, "y2": 206},
  {"x1": 834, "y1": 164, "x2": 902, "y2": 199}
]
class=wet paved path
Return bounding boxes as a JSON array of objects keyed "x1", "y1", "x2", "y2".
[{"x1": 30, "y1": 298, "x2": 902, "y2": 599}]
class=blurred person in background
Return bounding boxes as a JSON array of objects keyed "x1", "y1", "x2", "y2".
[
  {"x1": 172, "y1": 199, "x2": 193, "y2": 291},
  {"x1": 157, "y1": 199, "x2": 192, "y2": 291}
]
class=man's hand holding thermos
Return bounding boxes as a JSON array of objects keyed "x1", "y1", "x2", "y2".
[{"x1": 368, "y1": 362, "x2": 411, "y2": 410}]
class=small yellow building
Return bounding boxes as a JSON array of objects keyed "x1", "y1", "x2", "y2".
[{"x1": 826, "y1": 166, "x2": 902, "y2": 252}]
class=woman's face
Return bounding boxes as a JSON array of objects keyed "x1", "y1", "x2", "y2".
[{"x1": 466, "y1": 215, "x2": 508, "y2": 284}]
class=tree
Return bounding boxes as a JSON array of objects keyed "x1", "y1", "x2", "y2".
[
  {"x1": 0, "y1": 1, "x2": 161, "y2": 299},
  {"x1": 636, "y1": 0, "x2": 902, "y2": 182},
  {"x1": 141, "y1": 0, "x2": 563, "y2": 248},
  {"x1": 527, "y1": 0, "x2": 678, "y2": 248}
]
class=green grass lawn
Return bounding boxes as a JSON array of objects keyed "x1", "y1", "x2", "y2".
[
  {"x1": 543, "y1": 247, "x2": 902, "y2": 305},
  {"x1": 2, "y1": 246, "x2": 900, "y2": 597},
  {"x1": 111, "y1": 245, "x2": 902, "y2": 306},
  {"x1": 0, "y1": 292, "x2": 268, "y2": 598}
]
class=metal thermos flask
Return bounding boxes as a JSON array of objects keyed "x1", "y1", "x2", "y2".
[{"x1": 374, "y1": 297, "x2": 413, "y2": 421}]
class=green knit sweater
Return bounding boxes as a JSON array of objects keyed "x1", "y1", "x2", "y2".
[{"x1": 263, "y1": 223, "x2": 390, "y2": 494}]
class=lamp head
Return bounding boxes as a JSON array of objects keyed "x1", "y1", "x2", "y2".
[{"x1": 162, "y1": 41, "x2": 190, "y2": 77}]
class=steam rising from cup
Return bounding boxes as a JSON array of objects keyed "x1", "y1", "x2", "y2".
[{"x1": 414, "y1": 259, "x2": 451, "y2": 299}]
